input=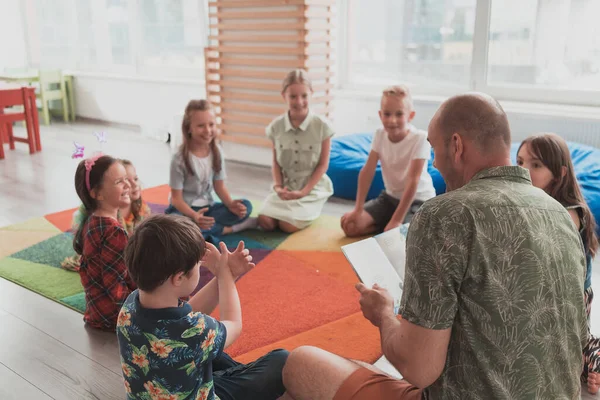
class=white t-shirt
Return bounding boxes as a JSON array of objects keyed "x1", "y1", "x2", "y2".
[{"x1": 371, "y1": 125, "x2": 436, "y2": 202}]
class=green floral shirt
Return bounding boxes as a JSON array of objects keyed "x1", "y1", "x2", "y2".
[
  {"x1": 401, "y1": 166, "x2": 588, "y2": 399},
  {"x1": 117, "y1": 291, "x2": 226, "y2": 400}
]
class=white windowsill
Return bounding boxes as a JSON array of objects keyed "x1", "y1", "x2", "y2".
[
  {"x1": 68, "y1": 70, "x2": 206, "y2": 86},
  {"x1": 334, "y1": 86, "x2": 600, "y2": 122},
  {"x1": 65, "y1": 72, "x2": 600, "y2": 122}
]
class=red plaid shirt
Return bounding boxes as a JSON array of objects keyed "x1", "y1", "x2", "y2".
[{"x1": 79, "y1": 216, "x2": 136, "y2": 330}]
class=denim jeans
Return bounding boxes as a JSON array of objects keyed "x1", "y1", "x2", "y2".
[
  {"x1": 165, "y1": 200, "x2": 252, "y2": 242},
  {"x1": 212, "y1": 350, "x2": 289, "y2": 400}
]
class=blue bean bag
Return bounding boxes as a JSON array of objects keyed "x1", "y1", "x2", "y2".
[
  {"x1": 328, "y1": 133, "x2": 600, "y2": 234},
  {"x1": 328, "y1": 133, "x2": 444, "y2": 200}
]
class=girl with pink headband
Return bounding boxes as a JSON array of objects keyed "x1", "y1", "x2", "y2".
[
  {"x1": 72, "y1": 154, "x2": 137, "y2": 330},
  {"x1": 62, "y1": 158, "x2": 151, "y2": 271}
]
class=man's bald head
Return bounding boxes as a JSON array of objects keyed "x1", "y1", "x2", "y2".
[{"x1": 433, "y1": 92, "x2": 511, "y2": 152}]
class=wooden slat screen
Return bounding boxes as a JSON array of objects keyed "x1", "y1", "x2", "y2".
[{"x1": 206, "y1": 0, "x2": 335, "y2": 147}]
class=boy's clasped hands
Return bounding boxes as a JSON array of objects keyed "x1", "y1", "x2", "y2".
[{"x1": 202, "y1": 240, "x2": 256, "y2": 279}]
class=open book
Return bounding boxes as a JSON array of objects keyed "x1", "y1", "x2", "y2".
[{"x1": 341, "y1": 227, "x2": 407, "y2": 314}]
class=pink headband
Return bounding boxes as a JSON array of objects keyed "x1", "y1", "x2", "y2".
[{"x1": 85, "y1": 153, "x2": 104, "y2": 192}]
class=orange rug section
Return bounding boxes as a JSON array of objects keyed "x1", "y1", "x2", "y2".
[
  {"x1": 140, "y1": 184, "x2": 170, "y2": 205},
  {"x1": 44, "y1": 207, "x2": 78, "y2": 232},
  {"x1": 286, "y1": 250, "x2": 361, "y2": 286},
  {"x1": 217, "y1": 250, "x2": 363, "y2": 357},
  {"x1": 236, "y1": 312, "x2": 382, "y2": 364}
]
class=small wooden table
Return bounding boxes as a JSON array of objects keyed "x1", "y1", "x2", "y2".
[{"x1": 0, "y1": 72, "x2": 76, "y2": 121}]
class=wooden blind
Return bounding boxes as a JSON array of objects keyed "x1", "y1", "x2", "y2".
[{"x1": 206, "y1": 0, "x2": 336, "y2": 148}]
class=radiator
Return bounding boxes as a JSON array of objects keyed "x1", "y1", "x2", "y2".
[{"x1": 508, "y1": 113, "x2": 600, "y2": 149}]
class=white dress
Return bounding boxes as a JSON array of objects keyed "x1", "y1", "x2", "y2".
[{"x1": 260, "y1": 111, "x2": 334, "y2": 229}]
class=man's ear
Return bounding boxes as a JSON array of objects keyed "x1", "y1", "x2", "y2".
[{"x1": 452, "y1": 133, "x2": 464, "y2": 162}]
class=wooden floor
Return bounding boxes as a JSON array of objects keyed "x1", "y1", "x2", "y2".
[
  {"x1": 0, "y1": 121, "x2": 353, "y2": 399},
  {"x1": 0, "y1": 122, "x2": 597, "y2": 399}
]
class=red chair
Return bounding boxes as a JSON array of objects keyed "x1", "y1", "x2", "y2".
[{"x1": 0, "y1": 87, "x2": 41, "y2": 159}]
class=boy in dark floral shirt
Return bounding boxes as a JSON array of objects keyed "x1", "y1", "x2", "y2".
[{"x1": 117, "y1": 214, "x2": 288, "y2": 400}]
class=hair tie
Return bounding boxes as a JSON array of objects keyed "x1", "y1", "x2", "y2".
[{"x1": 85, "y1": 153, "x2": 104, "y2": 192}]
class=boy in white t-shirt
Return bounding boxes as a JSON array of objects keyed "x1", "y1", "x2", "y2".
[{"x1": 341, "y1": 85, "x2": 436, "y2": 237}]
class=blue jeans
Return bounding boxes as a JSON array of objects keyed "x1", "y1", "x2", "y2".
[
  {"x1": 213, "y1": 350, "x2": 289, "y2": 400},
  {"x1": 165, "y1": 200, "x2": 252, "y2": 239}
]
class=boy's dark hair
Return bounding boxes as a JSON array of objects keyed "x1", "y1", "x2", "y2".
[{"x1": 125, "y1": 214, "x2": 206, "y2": 291}]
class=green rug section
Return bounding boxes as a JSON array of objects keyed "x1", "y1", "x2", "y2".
[
  {"x1": 0, "y1": 257, "x2": 83, "y2": 299},
  {"x1": 10, "y1": 232, "x2": 75, "y2": 268},
  {"x1": 220, "y1": 229, "x2": 289, "y2": 250},
  {"x1": 60, "y1": 292, "x2": 86, "y2": 313}
]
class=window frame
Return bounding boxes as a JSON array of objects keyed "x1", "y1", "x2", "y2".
[{"x1": 339, "y1": 0, "x2": 600, "y2": 107}]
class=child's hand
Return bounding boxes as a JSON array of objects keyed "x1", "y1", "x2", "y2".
[
  {"x1": 202, "y1": 242, "x2": 221, "y2": 275},
  {"x1": 227, "y1": 199, "x2": 247, "y2": 218},
  {"x1": 228, "y1": 241, "x2": 255, "y2": 279},
  {"x1": 275, "y1": 186, "x2": 290, "y2": 200},
  {"x1": 216, "y1": 242, "x2": 230, "y2": 274},
  {"x1": 384, "y1": 220, "x2": 401, "y2": 232},
  {"x1": 341, "y1": 208, "x2": 360, "y2": 230},
  {"x1": 194, "y1": 208, "x2": 215, "y2": 230},
  {"x1": 281, "y1": 190, "x2": 304, "y2": 201}
]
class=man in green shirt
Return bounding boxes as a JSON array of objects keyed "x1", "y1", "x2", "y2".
[{"x1": 279, "y1": 93, "x2": 588, "y2": 400}]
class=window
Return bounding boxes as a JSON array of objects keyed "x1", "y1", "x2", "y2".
[
  {"x1": 75, "y1": 0, "x2": 97, "y2": 65},
  {"x1": 138, "y1": 0, "x2": 206, "y2": 75},
  {"x1": 344, "y1": 0, "x2": 600, "y2": 106},
  {"x1": 106, "y1": 0, "x2": 133, "y2": 65},
  {"x1": 487, "y1": 0, "x2": 600, "y2": 91},
  {"x1": 347, "y1": 0, "x2": 477, "y2": 91},
  {"x1": 28, "y1": 0, "x2": 78, "y2": 69},
  {"x1": 22, "y1": 0, "x2": 208, "y2": 78}
]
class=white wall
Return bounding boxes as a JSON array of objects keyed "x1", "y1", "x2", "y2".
[
  {"x1": 0, "y1": 1, "x2": 28, "y2": 70},
  {"x1": 73, "y1": 74, "x2": 204, "y2": 130},
  {"x1": 72, "y1": 76, "x2": 600, "y2": 167},
  {"x1": 73, "y1": 74, "x2": 276, "y2": 165}
]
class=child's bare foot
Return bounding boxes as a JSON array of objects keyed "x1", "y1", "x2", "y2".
[{"x1": 588, "y1": 371, "x2": 600, "y2": 394}]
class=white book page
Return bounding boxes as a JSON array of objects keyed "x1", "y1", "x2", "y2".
[
  {"x1": 373, "y1": 355, "x2": 402, "y2": 379},
  {"x1": 341, "y1": 238, "x2": 402, "y2": 312},
  {"x1": 373, "y1": 228, "x2": 407, "y2": 287}
]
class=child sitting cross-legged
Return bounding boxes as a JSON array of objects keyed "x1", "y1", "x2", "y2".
[
  {"x1": 117, "y1": 214, "x2": 288, "y2": 400},
  {"x1": 341, "y1": 85, "x2": 436, "y2": 236}
]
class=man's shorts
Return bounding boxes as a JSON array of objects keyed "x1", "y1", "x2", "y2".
[
  {"x1": 333, "y1": 367, "x2": 423, "y2": 400},
  {"x1": 364, "y1": 191, "x2": 425, "y2": 232}
]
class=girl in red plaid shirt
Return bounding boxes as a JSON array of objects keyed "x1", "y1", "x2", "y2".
[{"x1": 73, "y1": 154, "x2": 137, "y2": 330}]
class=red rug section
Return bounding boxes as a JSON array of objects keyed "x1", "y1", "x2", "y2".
[
  {"x1": 214, "y1": 250, "x2": 362, "y2": 357},
  {"x1": 236, "y1": 311, "x2": 382, "y2": 364},
  {"x1": 44, "y1": 207, "x2": 78, "y2": 232}
]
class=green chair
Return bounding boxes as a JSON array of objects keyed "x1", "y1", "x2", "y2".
[{"x1": 38, "y1": 70, "x2": 69, "y2": 125}]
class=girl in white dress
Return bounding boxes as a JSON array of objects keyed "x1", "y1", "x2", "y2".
[{"x1": 258, "y1": 70, "x2": 334, "y2": 233}]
